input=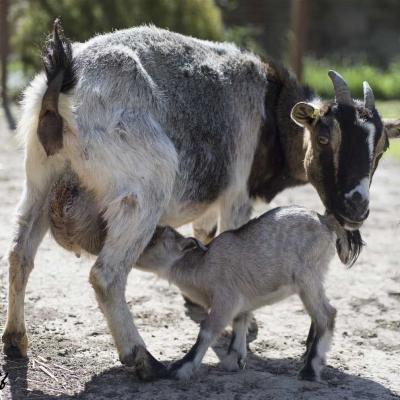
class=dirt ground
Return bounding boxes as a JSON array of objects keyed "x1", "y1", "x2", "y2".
[{"x1": 0, "y1": 110, "x2": 399, "y2": 400}]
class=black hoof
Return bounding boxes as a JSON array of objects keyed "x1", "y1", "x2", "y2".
[
  {"x1": 2, "y1": 332, "x2": 28, "y2": 359},
  {"x1": 238, "y1": 357, "x2": 246, "y2": 370},
  {"x1": 298, "y1": 366, "x2": 317, "y2": 382},
  {"x1": 3, "y1": 344, "x2": 27, "y2": 359},
  {"x1": 122, "y1": 346, "x2": 168, "y2": 381}
]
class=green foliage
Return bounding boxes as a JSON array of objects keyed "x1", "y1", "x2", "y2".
[
  {"x1": 376, "y1": 100, "x2": 400, "y2": 119},
  {"x1": 378, "y1": 100, "x2": 400, "y2": 160},
  {"x1": 11, "y1": 0, "x2": 224, "y2": 74},
  {"x1": 387, "y1": 140, "x2": 400, "y2": 159},
  {"x1": 304, "y1": 59, "x2": 400, "y2": 100},
  {"x1": 224, "y1": 25, "x2": 265, "y2": 57}
]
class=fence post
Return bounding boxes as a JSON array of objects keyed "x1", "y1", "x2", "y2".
[
  {"x1": 0, "y1": 0, "x2": 16, "y2": 130},
  {"x1": 289, "y1": 0, "x2": 309, "y2": 82}
]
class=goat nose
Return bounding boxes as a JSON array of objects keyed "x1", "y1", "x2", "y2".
[
  {"x1": 345, "y1": 191, "x2": 369, "y2": 219},
  {"x1": 351, "y1": 191, "x2": 363, "y2": 204}
]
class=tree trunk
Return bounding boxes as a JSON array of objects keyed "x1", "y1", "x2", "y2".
[
  {"x1": 289, "y1": 0, "x2": 309, "y2": 82},
  {"x1": 0, "y1": 0, "x2": 16, "y2": 130}
]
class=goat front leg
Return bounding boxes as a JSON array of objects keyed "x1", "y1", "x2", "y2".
[
  {"x1": 219, "y1": 190, "x2": 252, "y2": 233},
  {"x1": 89, "y1": 191, "x2": 169, "y2": 381},
  {"x1": 3, "y1": 155, "x2": 63, "y2": 358},
  {"x1": 169, "y1": 301, "x2": 236, "y2": 380},
  {"x1": 220, "y1": 312, "x2": 252, "y2": 371}
]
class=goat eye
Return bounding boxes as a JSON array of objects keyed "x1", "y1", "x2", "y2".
[{"x1": 318, "y1": 136, "x2": 329, "y2": 145}]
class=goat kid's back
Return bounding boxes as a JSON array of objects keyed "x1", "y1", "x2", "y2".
[{"x1": 195, "y1": 206, "x2": 337, "y2": 298}]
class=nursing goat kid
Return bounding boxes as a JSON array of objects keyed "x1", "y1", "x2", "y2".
[
  {"x1": 3, "y1": 20, "x2": 399, "y2": 380},
  {"x1": 135, "y1": 205, "x2": 353, "y2": 381}
]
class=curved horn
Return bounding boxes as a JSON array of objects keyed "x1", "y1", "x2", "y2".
[
  {"x1": 328, "y1": 70, "x2": 353, "y2": 106},
  {"x1": 363, "y1": 81, "x2": 375, "y2": 110}
]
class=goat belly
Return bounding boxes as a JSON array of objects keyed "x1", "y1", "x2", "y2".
[{"x1": 242, "y1": 285, "x2": 295, "y2": 312}]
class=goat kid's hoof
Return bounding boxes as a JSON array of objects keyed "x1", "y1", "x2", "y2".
[
  {"x1": 298, "y1": 366, "x2": 320, "y2": 382},
  {"x1": 2, "y1": 330, "x2": 29, "y2": 359},
  {"x1": 220, "y1": 352, "x2": 246, "y2": 372},
  {"x1": 121, "y1": 346, "x2": 168, "y2": 381},
  {"x1": 169, "y1": 361, "x2": 195, "y2": 381}
]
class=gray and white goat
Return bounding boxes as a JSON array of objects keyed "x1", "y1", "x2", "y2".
[
  {"x1": 136, "y1": 206, "x2": 355, "y2": 381},
  {"x1": 4, "y1": 19, "x2": 398, "y2": 381}
]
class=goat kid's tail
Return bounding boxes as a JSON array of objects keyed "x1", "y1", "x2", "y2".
[
  {"x1": 38, "y1": 19, "x2": 76, "y2": 156},
  {"x1": 323, "y1": 214, "x2": 364, "y2": 267}
]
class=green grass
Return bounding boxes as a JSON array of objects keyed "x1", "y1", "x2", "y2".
[
  {"x1": 376, "y1": 100, "x2": 400, "y2": 119},
  {"x1": 378, "y1": 100, "x2": 400, "y2": 160},
  {"x1": 387, "y1": 140, "x2": 400, "y2": 159}
]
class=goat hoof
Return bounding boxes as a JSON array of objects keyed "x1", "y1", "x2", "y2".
[
  {"x1": 298, "y1": 366, "x2": 318, "y2": 382},
  {"x1": 2, "y1": 331, "x2": 29, "y2": 359},
  {"x1": 121, "y1": 346, "x2": 168, "y2": 381},
  {"x1": 169, "y1": 361, "x2": 195, "y2": 381},
  {"x1": 220, "y1": 352, "x2": 246, "y2": 372}
]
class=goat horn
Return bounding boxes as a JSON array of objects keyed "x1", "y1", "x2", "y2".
[
  {"x1": 328, "y1": 70, "x2": 353, "y2": 106},
  {"x1": 363, "y1": 81, "x2": 375, "y2": 110}
]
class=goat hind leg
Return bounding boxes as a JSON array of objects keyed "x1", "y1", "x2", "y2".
[
  {"x1": 298, "y1": 288, "x2": 336, "y2": 381},
  {"x1": 220, "y1": 312, "x2": 251, "y2": 371},
  {"x1": 170, "y1": 303, "x2": 236, "y2": 380},
  {"x1": 89, "y1": 192, "x2": 168, "y2": 380},
  {"x1": 3, "y1": 162, "x2": 60, "y2": 357}
]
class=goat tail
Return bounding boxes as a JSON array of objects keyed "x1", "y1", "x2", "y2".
[
  {"x1": 323, "y1": 214, "x2": 365, "y2": 267},
  {"x1": 38, "y1": 18, "x2": 76, "y2": 156}
]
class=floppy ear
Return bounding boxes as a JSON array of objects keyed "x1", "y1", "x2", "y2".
[
  {"x1": 384, "y1": 119, "x2": 400, "y2": 139},
  {"x1": 178, "y1": 237, "x2": 206, "y2": 252},
  {"x1": 291, "y1": 102, "x2": 321, "y2": 127}
]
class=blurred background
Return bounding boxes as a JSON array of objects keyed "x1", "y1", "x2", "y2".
[{"x1": 0, "y1": 0, "x2": 399, "y2": 157}]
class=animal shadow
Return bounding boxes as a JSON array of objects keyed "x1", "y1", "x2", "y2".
[{"x1": 3, "y1": 343, "x2": 398, "y2": 400}]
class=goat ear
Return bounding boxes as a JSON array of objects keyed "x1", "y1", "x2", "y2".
[
  {"x1": 291, "y1": 102, "x2": 320, "y2": 127},
  {"x1": 384, "y1": 119, "x2": 400, "y2": 139},
  {"x1": 178, "y1": 237, "x2": 204, "y2": 252}
]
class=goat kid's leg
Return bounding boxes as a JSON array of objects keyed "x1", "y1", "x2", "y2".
[
  {"x1": 183, "y1": 208, "x2": 219, "y2": 324},
  {"x1": 298, "y1": 288, "x2": 337, "y2": 381},
  {"x1": 220, "y1": 312, "x2": 251, "y2": 371},
  {"x1": 3, "y1": 155, "x2": 63, "y2": 358},
  {"x1": 219, "y1": 191, "x2": 260, "y2": 338},
  {"x1": 301, "y1": 321, "x2": 315, "y2": 360},
  {"x1": 170, "y1": 303, "x2": 236, "y2": 380},
  {"x1": 89, "y1": 192, "x2": 169, "y2": 381}
]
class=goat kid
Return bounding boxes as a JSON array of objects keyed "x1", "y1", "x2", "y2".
[{"x1": 136, "y1": 205, "x2": 356, "y2": 381}]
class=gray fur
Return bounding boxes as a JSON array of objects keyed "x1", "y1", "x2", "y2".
[
  {"x1": 5, "y1": 24, "x2": 389, "y2": 379},
  {"x1": 136, "y1": 206, "x2": 341, "y2": 381}
]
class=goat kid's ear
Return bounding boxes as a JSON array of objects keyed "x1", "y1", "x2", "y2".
[
  {"x1": 178, "y1": 237, "x2": 203, "y2": 252},
  {"x1": 384, "y1": 119, "x2": 400, "y2": 139},
  {"x1": 291, "y1": 102, "x2": 321, "y2": 128}
]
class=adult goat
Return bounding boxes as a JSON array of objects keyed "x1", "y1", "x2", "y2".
[{"x1": 3, "y1": 21, "x2": 399, "y2": 380}]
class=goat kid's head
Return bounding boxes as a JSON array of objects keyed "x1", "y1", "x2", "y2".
[
  {"x1": 291, "y1": 70, "x2": 395, "y2": 230},
  {"x1": 137, "y1": 227, "x2": 203, "y2": 271}
]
